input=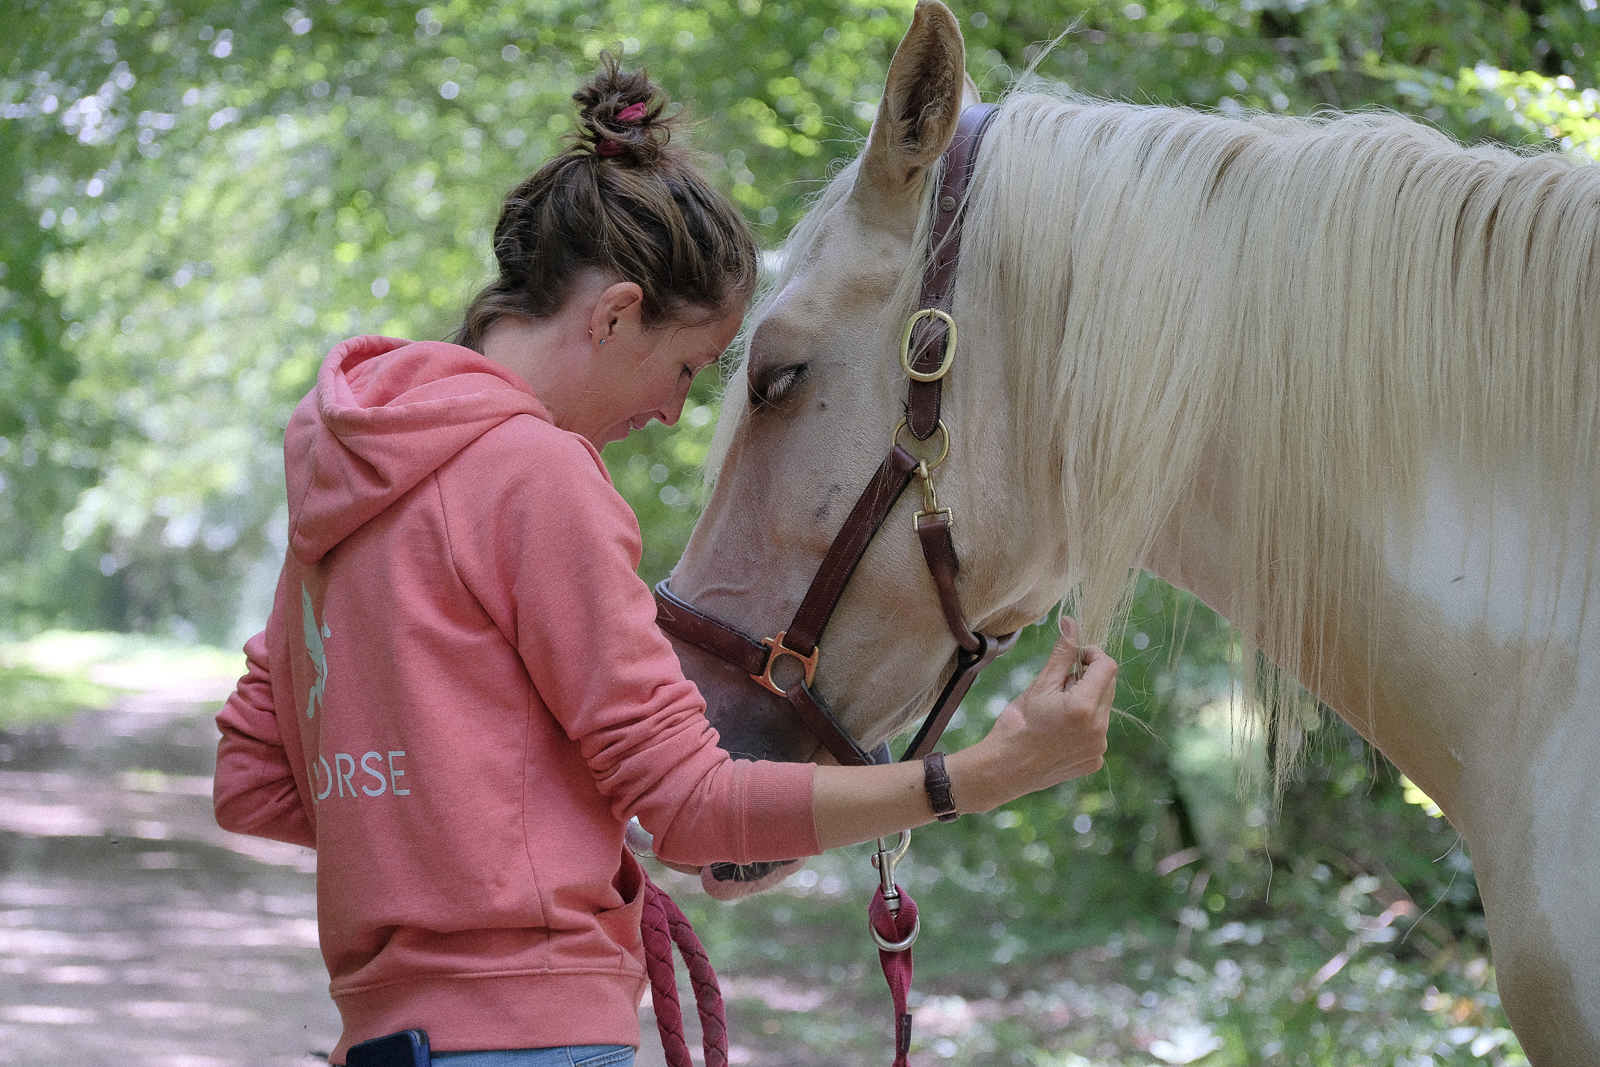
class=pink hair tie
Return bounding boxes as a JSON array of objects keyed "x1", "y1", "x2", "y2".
[{"x1": 597, "y1": 102, "x2": 649, "y2": 156}]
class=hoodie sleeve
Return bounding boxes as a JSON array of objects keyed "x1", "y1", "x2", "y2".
[
  {"x1": 214, "y1": 617, "x2": 317, "y2": 850},
  {"x1": 440, "y1": 418, "x2": 817, "y2": 867}
]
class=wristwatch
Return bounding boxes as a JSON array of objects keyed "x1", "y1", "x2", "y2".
[{"x1": 923, "y1": 751, "x2": 959, "y2": 822}]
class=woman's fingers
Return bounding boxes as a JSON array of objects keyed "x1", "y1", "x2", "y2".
[
  {"x1": 1021, "y1": 642, "x2": 1116, "y2": 719},
  {"x1": 1077, "y1": 646, "x2": 1117, "y2": 694},
  {"x1": 1031, "y1": 623, "x2": 1086, "y2": 692},
  {"x1": 955, "y1": 621, "x2": 1118, "y2": 811}
]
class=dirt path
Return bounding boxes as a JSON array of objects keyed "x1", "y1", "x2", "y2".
[
  {"x1": 0, "y1": 680, "x2": 340, "y2": 1066},
  {"x1": 0, "y1": 678, "x2": 734, "y2": 1066}
]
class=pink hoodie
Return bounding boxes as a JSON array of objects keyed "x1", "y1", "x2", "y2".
[{"x1": 213, "y1": 336, "x2": 817, "y2": 1060}]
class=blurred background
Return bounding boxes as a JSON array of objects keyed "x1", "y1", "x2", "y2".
[{"x1": 3, "y1": 0, "x2": 1596, "y2": 1063}]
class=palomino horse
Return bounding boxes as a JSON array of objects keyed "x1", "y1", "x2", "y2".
[{"x1": 660, "y1": 2, "x2": 1600, "y2": 1060}]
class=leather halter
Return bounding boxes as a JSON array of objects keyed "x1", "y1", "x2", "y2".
[{"x1": 654, "y1": 104, "x2": 1014, "y2": 769}]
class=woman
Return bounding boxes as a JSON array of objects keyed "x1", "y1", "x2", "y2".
[{"x1": 213, "y1": 58, "x2": 1116, "y2": 1067}]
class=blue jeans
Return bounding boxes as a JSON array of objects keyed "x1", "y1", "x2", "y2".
[{"x1": 432, "y1": 1049, "x2": 633, "y2": 1067}]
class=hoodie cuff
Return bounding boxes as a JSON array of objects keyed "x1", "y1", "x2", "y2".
[{"x1": 739, "y1": 759, "x2": 820, "y2": 861}]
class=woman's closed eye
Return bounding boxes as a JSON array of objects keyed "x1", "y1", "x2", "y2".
[{"x1": 684, "y1": 355, "x2": 720, "y2": 387}]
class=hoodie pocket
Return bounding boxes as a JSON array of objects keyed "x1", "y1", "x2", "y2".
[{"x1": 592, "y1": 853, "x2": 645, "y2": 967}]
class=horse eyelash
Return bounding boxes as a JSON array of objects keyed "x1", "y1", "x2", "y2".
[{"x1": 750, "y1": 364, "x2": 806, "y2": 408}]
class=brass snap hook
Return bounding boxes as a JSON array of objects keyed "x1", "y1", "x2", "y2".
[{"x1": 912, "y1": 461, "x2": 953, "y2": 532}]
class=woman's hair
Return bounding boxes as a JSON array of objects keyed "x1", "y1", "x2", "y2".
[{"x1": 454, "y1": 55, "x2": 759, "y2": 350}]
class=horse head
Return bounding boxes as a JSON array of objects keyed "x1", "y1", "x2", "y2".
[{"x1": 661, "y1": 1, "x2": 1063, "y2": 766}]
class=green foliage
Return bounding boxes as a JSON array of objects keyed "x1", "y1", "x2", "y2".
[
  {"x1": 964, "y1": 0, "x2": 1597, "y2": 150},
  {"x1": 1451, "y1": 65, "x2": 1600, "y2": 159},
  {"x1": 0, "y1": 661, "x2": 114, "y2": 730},
  {"x1": 3, "y1": 0, "x2": 1595, "y2": 637}
]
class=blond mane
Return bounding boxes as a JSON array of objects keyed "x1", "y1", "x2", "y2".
[{"x1": 958, "y1": 92, "x2": 1600, "y2": 760}]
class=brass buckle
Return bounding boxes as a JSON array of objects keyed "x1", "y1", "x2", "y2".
[
  {"x1": 751, "y1": 630, "x2": 819, "y2": 696},
  {"x1": 899, "y1": 309, "x2": 957, "y2": 382}
]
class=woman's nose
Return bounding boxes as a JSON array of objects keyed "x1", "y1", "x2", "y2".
[{"x1": 657, "y1": 389, "x2": 690, "y2": 426}]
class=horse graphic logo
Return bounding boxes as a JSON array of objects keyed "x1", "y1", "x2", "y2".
[{"x1": 301, "y1": 582, "x2": 331, "y2": 720}]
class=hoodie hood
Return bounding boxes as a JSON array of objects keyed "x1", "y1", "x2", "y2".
[{"x1": 286, "y1": 335, "x2": 550, "y2": 565}]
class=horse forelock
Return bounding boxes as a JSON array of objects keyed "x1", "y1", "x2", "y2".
[
  {"x1": 956, "y1": 89, "x2": 1600, "y2": 772},
  {"x1": 704, "y1": 151, "x2": 943, "y2": 490}
]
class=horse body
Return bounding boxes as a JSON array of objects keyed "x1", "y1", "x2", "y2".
[
  {"x1": 1153, "y1": 434, "x2": 1600, "y2": 1054},
  {"x1": 1386, "y1": 467, "x2": 1600, "y2": 1052},
  {"x1": 667, "y1": 3, "x2": 1600, "y2": 1058}
]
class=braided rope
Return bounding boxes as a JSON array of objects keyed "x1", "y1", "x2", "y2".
[{"x1": 642, "y1": 875, "x2": 729, "y2": 1067}]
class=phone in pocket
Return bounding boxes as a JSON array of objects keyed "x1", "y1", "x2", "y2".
[{"x1": 347, "y1": 1029, "x2": 430, "y2": 1067}]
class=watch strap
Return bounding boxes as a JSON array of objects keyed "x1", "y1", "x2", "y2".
[{"x1": 923, "y1": 751, "x2": 959, "y2": 823}]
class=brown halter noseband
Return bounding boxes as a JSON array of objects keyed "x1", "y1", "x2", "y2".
[{"x1": 654, "y1": 104, "x2": 1014, "y2": 770}]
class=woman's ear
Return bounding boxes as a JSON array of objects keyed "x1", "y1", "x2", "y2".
[{"x1": 589, "y1": 281, "x2": 646, "y2": 347}]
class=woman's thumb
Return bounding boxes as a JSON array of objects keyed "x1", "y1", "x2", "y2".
[{"x1": 1033, "y1": 618, "x2": 1084, "y2": 690}]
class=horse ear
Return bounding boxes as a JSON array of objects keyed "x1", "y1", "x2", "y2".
[{"x1": 857, "y1": 0, "x2": 968, "y2": 204}]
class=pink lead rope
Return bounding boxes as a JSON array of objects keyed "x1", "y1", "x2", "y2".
[
  {"x1": 869, "y1": 883, "x2": 921, "y2": 1066},
  {"x1": 867, "y1": 830, "x2": 922, "y2": 1067},
  {"x1": 641, "y1": 874, "x2": 728, "y2": 1067},
  {"x1": 639, "y1": 833, "x2": 922, "y2": 1067}
]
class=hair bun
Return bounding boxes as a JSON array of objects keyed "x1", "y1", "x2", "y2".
[{"x1": 572, "y1": 53, "x2": 675, "y2": 165}]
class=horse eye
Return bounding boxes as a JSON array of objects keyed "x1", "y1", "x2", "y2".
[{"x1": 750, "y1": 364, "x2": 807, "y2": 407}]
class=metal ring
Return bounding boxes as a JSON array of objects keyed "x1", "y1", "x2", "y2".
[
  {"x1": 869, "y1": 911, "x2": 921, "y2": 953},
  {"x1": 750, "y1": 630, "x2": 819, "y2": 697},
  {"x1": 891, "y1": 418, "x2": 951, "y2": 472},
  {"x1": 899, "y1": 309, "x2": 958, "y2": 383}
]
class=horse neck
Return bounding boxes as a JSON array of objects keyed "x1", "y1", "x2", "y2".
[{"x1": 974, "y1": 96, "x2": 1599, "y2": 656}]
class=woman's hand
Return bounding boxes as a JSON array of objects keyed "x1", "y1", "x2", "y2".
[
  {"x1": 945, "y1": 617, "x2": 1116, "y2": 814},
  {"x1": 810, "y1": 617, "x2": 1115, "y2": 850}
]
